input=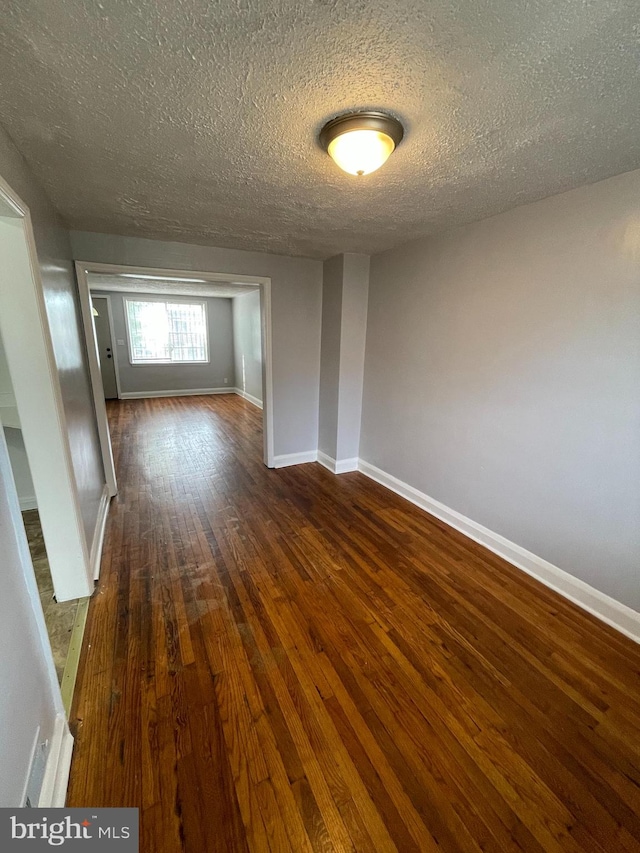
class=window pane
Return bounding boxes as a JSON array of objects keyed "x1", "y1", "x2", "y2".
[
  {"x1": 126, "y1": 299, "x2": 208, "y2": 363},
  {"x1": 166, "y1": 302, "x2": 208, "y2": 362},
  {"x1": 126, "y1": 301, "x2": 171, "y2": 361}
]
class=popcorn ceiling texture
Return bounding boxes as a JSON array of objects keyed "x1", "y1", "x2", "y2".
[{"x1": 0, "y1": 0, "x2": 639, "y2": 259}]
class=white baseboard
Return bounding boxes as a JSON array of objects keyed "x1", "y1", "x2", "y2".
[
  {"x1": 317, "y1": 452, "x2": 336, "y2": 473},
  {"x1": 119, "y1": 387, "x2": 234, "y2": 399},
  {"x1": 317, "y1": 452, "x2": 359, "y2": 474},
  {"x1": 335, "y1": 458, "x2": 359, "y2": 474},
  {"x1": 234, "y1": 388, "x2": 263, "y2": 409},
  {"x1": 38, "y1": 715, "x2": 74, "y2": 807},
  {"x1": 273, "y1": 450, "x2": 318, "y2": 468},
  {"x1": 19, "y1": 495, "x2": 38, "y2": 511},
  {"x1": 358, "y1": 459, "x2": 640, "y2": 644},
  {"x1": 90, "y1": 485, "x2": 111, "y2": 581}
]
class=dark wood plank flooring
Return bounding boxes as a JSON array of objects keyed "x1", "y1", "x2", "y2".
[{"x1": 68, "y1": 395, "x2": 640, "y2": 852}]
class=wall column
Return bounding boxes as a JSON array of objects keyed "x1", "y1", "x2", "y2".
[{"x1": 318, "y1": 253, "x2": 369, "y2": 472}]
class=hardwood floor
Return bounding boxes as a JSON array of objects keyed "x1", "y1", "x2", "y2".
[{"x1": 67, "y1": 394, "x2": 640, "y2": 852}]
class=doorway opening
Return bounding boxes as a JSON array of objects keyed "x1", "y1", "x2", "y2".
[
  {"x1": 75, "y1": 262, "x2": 274, "y2": 491},
  {"x1": 0, "y1": 328, "x2": 83, "y2": 686},
  {"x1": 0, "y1": 174, "x2": 95, "y2": 713},
  {"x1": 91, "y1": 294, "x2": 120, "y2": 400}
]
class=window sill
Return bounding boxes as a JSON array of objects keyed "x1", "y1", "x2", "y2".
[{"x1": 129, "y1": 360, "x2": 211, "y2": 367}]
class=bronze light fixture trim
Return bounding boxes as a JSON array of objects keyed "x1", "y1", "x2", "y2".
[{"x1": 319, "y1": 111, "x2": 404, "y2": 176}]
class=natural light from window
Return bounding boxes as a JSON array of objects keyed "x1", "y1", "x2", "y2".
[{"x1": 125, "y1": 299, "x2": 209, "y2": 364}]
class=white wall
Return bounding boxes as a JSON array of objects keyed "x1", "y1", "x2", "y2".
[
  {"x1": 95, "y1": 290, "x2": 235, "y2": 394},
  {"x1": 0, "y1": 127, "x2": 105, "y2": 549},
  {"x1": 361, "y1": 169, "x2": 640, "y2": 611},
  {"x1": 71, "y1": 231, "x2": 323, "y2": 457},
  {"x1": 0, "y1": 425, "x2": 64, "y2": 806},
  {"x1": 232, "y1": 291, "x2": 263, "y2": 404}
]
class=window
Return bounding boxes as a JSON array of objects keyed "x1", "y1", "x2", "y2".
[{"x1": 125, "y1": 299, "x2": 209, "y2": 364}]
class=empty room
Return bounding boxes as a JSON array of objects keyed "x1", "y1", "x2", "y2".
[{"x1": 0, "y1": 1, "x2": 638, "y2": 852}]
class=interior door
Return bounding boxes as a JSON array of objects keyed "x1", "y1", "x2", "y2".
[{"x1": 91, "y1": 297, "x2": 118, "y2": 400}]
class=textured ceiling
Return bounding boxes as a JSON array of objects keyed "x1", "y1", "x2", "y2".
[
  {"x1": 1, "y1": 0, "x2": 639, "y2": 259},
  {"x1": 88, "y1": 273, "x2": 258, "y2": 299}
]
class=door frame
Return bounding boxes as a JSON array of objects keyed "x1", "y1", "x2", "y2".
[
  {"x1": 91, "y1": 293, "x2": 122, "y2": 400},
  {"x1": 75, "y1": 261, "x2": 275, "y2": 474},
  {"x1": 0, "y1": 174, "x2": 94, "y2": 601}
]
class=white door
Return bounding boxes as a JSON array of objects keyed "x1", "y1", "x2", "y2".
[{"x1": 91, "y1": 296, "x2": 118, "y2": 399}]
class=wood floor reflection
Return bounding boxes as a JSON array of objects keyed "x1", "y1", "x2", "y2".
[{"x1": 68, "y1": 395, "x2": 640, "y2": 852}]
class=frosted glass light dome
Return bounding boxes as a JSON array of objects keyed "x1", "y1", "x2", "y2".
[
  {"x1": 327, "y1": 129, "x2": 396, "y2": 176},
  {"x1": 320, "y1": 111, "x2": 404, "y2": 177}
]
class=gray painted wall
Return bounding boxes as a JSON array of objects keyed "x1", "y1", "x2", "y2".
[
  {"x1": 361, "y1": 169, "x2": 640, "y2": 610},
  {"x1": 318, "y1": 255, "x2": 343, "y2": 460},
  {"x1": 0, "y1": 127, "x2": 105, "y2": 548},
  {"x1": 4, "y1": 428, "x2": 35, "y2": 508},
  {"x1": 0, "y1": 334, "x2": 36, "y2": 507},
  {"x1": 93, "y1": 290, "x2": 235, "y2": 394},
  {"x1": 232, "y1": 291, "x2": 263, "y2": 404},
  {"x1": 0, "y1": 328, "x2": 11, "y2": 392},
  {"x1": 318, "y1": 254, "x2": 370, "y2": 463},
  {"x1": 72, "y1": 231, "x2": 323, "y2": 457},
  {"x1": 336, "y1": 254, "x2": 369, "y2": 462}
]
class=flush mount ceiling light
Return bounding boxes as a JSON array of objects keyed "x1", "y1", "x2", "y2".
[{"x1": 319, "y1": 111, "x2": 404, "y2": 177}]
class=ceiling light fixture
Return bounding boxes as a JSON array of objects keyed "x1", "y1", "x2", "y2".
[{"x1": 320, "y1": 111, "x2": 404, "y2": 177}]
